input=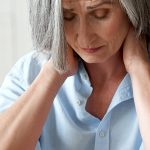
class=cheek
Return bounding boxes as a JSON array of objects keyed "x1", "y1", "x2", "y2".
[
  {"x1": 101, "y1": 16, "x2": 129, "y2": 50},
  {"x1": 64, "y1": 24, "x2": 76, "y2": 46}
]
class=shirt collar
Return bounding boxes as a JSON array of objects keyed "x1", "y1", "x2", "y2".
[
  {"x1": 76, "y1": 60, "x2": 133, "y2": 110},
  {"x1": 78, "y1": 59, "x2": 91, "y2": 83},
  {"x1": 107, "y1": 73, "x2": 133, "y2": 113}
]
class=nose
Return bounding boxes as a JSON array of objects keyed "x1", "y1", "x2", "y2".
[{"x1": 76, "y1": 19, "x2": 97, "y2": 48}]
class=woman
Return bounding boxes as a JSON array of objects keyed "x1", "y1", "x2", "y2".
[{"x1": 0, "y1": 0, "x2": 150, "y2": 149}]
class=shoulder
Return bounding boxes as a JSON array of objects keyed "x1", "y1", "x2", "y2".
[
  {"x1": 0, "y1": 50, "x2": 49, "y2": 112},
  {"x1": 3, "y1": 50, "x2": 49, "y2": 88}
]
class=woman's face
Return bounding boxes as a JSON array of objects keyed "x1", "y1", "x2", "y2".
[{"x1": 63, "y1": 0, "x2": 130, "y2": 63}]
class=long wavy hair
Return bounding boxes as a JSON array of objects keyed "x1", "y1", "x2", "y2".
[{"x1": 29, "y1": 0, "x2": 150, "y2": 71}]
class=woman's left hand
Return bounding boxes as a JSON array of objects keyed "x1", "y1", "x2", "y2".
[
  {"x1": 123, "y1": 28, "x2": 150, "y2": 149},
  {"x1": 123, "y1": 27, "x2": 149, "y2": 76}
]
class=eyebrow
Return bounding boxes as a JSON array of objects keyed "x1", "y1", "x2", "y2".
[
  {"x1": 87, "y1": 1, "x2": 113, "y2": 10},
  {"x1": 63, "y1": 0, "x2": 113, "y2": 11}
]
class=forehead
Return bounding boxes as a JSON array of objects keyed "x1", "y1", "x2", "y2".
[
  {"x1": 62, "y1": 0, "x2": 115, "y2": 9},
  {"x1": 63, "y1": 0, "x2": 113, "y2": 5}
]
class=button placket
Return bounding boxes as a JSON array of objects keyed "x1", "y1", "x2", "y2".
[{"x1": 94, "y1": 114, "x2": 111, "y2": 150}]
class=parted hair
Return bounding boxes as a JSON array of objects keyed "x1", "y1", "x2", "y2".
[{"x1": 29, "y1": 0, "x2": 150, "y2": 71}]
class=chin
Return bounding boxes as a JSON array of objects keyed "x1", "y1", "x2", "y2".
[{"x1": 80, "y1": 56, "x2": 107, "y2": 64}]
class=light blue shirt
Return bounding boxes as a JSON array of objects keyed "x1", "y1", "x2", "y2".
[{"x1": 0, "y1": 51, "x2": 144, "y2": 150}]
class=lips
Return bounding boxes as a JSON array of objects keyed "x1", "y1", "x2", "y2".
[{"x1": 81, "y1": 46, "x2": 104, "y2": 53}]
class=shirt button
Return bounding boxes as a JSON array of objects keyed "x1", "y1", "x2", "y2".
[
  {"x1": 99, "y1": 130, "x2": 106, "y2": 137},
  {"x1": 77, "y1": 100, "x2": 81, "y2": 105}
]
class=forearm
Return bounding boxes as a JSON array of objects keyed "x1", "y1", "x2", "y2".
[
  {"x1": 130, "y1": 64, "x2": 150, "y2": 149},
  {"x1": 0, "y1": 63, "x2": 67, "y2": 150}
]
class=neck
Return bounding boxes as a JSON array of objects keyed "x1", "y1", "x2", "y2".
[{"x1": 84, "y1": 50, "x2": 127, "y2": 88}]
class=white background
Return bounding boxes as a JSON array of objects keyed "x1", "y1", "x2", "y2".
[{"x1": 0, "y1": 0, "x2": 33, "y2": 84}]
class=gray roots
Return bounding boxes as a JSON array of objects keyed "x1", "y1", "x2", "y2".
[{"x1": 29, "y1": 0, "x2": 150, "y2": 71}]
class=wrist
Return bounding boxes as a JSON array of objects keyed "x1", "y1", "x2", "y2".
[
  {"x1": 37, "y1": 63, "x2": 67, "y2": 91},
  {"x1": 43, "y1": 62, "x2": 67, "y2": 78},
  {"x1": 129, "y1": 61, "x2": 150, "y2": 80}
]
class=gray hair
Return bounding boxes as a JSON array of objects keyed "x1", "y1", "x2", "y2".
[
  {"x1": 29, "y1": 0, "x2": 150, "y2": 71},
  {"x1": 29, "y1": 0, "x2": 67, "y2": 71},
  {"x1": 120, "y1": 0, "x2": 150, "y2": 36}
]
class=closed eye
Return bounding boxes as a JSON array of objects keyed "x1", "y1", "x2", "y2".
[
  {"x1": 91, "y1": 9, "x2": 109, "y2": 20},
  {"x1": 63, "y1": 10, "x2": 76, "y2": 21},
  {"x1": 63, "y1": 8, "x2": 110, "y2": 21}
]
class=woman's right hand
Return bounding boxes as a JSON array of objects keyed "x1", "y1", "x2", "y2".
[
  {"x1": 0, "y1": 45, "x2": 78, "y2": 150},
  {"x1": 46, "y1": 45, "x2": 78, "y2": 79}
]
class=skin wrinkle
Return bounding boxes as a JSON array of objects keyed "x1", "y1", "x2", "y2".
[
  {"x1": 63, "y1": 0, "x2": 112, "y2": 8},
  {"x1": 63, "y1": 1, "x2": 115, "y2": 11},
  {"x1": 63, "y1": 0, "x2": 112, "y2": 5}
]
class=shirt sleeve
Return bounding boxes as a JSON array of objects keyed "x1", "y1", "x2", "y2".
[
  {"x1": 0, "y1": 51, "x2": 44, "y2": 150},
  {"x1": 0, "y1": 60, "x2": 25, "y2": 112},
  {"x1": 0, "y1": 51, "x2": 41, "y2": 113}
]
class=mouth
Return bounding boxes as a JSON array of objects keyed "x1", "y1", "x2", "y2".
[{"x1": 81, "y1": 46, "x2": 104, "y2": 53}]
